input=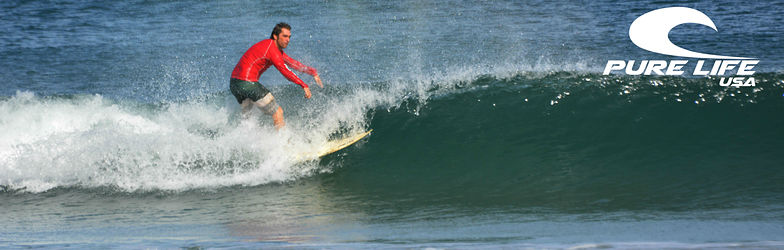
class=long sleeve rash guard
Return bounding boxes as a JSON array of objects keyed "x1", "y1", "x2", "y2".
[{"x1": 231, "y1": 39, "x2": 317, "y2": 89}]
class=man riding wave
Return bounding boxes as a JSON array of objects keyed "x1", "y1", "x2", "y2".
[{"x1": 230, "y1": 22, "x2": 322, "y2": 130}]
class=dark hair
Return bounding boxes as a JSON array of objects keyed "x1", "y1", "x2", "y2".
[{"x1": 270, "y1": 22, "x2": 291, "y2": 39}]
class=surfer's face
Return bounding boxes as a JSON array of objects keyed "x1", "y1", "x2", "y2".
[{"x1": 275, "y1": 28, "x2": 291, "y2": 49}]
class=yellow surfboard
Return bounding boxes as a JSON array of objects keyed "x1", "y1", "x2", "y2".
[{"x1": 295, "y1": 129, "x2": 372, "y2": 161}]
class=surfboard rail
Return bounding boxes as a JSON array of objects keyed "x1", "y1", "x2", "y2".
[{"x1": 294, "y1": 129, "x2": 373, "y2": 161}]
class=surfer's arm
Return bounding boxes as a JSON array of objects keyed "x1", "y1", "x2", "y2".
[
  {"x1": 282, "y1": 52, "x2": 323, "y2": 88},
  {"x1": 270, "y1": 54, "x2": 308, "y2": 89},
  {"x1": 281, "y1": 52, "x2": 317, "y2": 76}
]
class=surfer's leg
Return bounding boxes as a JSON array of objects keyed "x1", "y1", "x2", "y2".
[
  {"x1": 230, "y1": 79, "x2": 258, "y2": 119},
  {"x1": 272, "y1": 106, "x2": 284, "y2": 130},
  {"x1": 253, "y1": 94, "x2": 284, "y2": 130},
  {"x1": 240, "y1": 99, "x2": 253, "y2": 118}
]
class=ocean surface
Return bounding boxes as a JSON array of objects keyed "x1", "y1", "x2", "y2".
[{"x1": 2, "y1": 0, "x2": 784, "y2": 248}]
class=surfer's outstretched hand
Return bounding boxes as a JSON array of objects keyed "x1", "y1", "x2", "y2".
[
  {"x1": 304, "y1": 87, "x2": 312, "y2": 99},
  {"x1": 314, "y1": 74, "x2": 323, "y2": 88}
]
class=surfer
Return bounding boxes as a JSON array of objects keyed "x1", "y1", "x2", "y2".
[{"x1": 230, "y1": 22, "x2": 323, "y2": 130}]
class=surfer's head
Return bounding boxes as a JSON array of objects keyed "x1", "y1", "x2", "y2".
[{"x1": 270, "y1": 22, "x2": 292, "y2": 49}]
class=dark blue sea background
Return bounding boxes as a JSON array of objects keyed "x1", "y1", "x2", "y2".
[{"x1": 1, "y1": 0, "x2": 783, "y2": 248}]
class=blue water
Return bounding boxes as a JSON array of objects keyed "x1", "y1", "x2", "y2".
[{"x1": 2, "y1": 0, "x2": 784, "y2": 248}]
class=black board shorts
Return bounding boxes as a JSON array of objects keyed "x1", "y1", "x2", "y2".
[{"x1": 229, "y1": 78, "x2": 271, "y2": 104}]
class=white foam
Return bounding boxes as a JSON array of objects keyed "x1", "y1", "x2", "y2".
[{"x1": 0, "y1": 91, "x2": 332, "y2": 193}]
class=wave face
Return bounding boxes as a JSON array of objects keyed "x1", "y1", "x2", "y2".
[
  {"x1": 3, "y1": 72, "x2": 783, "y2": 212},
  {"x1": 329, "y1": 72, "x2": 784, "y2": 211}
]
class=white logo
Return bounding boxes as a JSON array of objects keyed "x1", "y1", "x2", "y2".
[
  {"x1": 629, "y1": 7, "x2": 752, "y2": 60},
  {"x1": 604, "y1": 7, "x2": 759, "y2": 87}
]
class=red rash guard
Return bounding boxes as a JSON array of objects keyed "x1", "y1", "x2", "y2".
[{"x1": 231, "y1": 39, "x2": 317, "y2": 89}]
